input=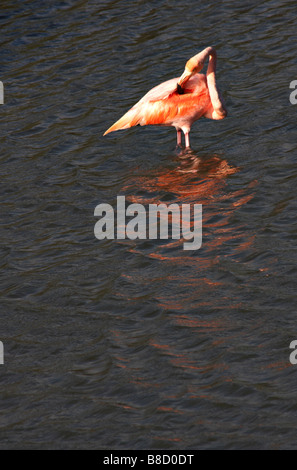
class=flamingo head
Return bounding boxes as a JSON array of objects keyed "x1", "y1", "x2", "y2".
[{"x1": 178, "y1": 57, "x2": 205, "y2": 88}]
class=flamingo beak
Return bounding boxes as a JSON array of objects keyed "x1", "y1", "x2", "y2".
[{"x1": 178, "y1": 69, "x2": 193, "y2": 87}]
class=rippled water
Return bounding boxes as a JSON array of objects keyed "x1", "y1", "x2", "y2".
[{"x1": 1, "y1": 0, "x2": 297, "y2": 450}]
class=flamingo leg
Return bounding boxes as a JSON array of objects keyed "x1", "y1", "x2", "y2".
[
  {"x1": 176, "y1": 129, "x2": 182, "y2": 147},
  {"x1": 184, "y1": 132, "x2": 190, "y2": 148}
]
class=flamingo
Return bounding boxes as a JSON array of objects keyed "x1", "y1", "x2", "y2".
[{"x1": 103, "y1": 47, "x2": 227, "y2": 148}]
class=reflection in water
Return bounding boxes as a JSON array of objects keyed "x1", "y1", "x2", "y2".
[
  {"x1": 121, "y1": 150, "x2": 255, "y2": 263},
  {"x1": 114, "y1": 152, "x2": 257, "y2": 400},
  {"x1": 127, "y1": 150, "x2": 239, "y2": 204}
]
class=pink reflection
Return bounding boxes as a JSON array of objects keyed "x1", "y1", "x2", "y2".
[
  {"x1": 121, "y1": 153, "x2": 255, "y2": 261},
  {"x1": 117, "y1": 152, "x2": 258, "y2": 313}
]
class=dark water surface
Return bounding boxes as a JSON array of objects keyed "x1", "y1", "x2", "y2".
[{"x1": 1, "y1": 0, "x2": 297, "y2": 450}]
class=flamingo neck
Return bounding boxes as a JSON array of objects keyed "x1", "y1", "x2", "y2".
[{"x1": 206, "y1": 47, "x2": 217, "y2": 76}]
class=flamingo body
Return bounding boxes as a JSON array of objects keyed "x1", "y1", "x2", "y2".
[{"x1": 104, "y1": 47, "x2": 227, "y2": 148}]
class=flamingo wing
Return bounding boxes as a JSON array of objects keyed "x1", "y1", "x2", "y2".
[
  {"x1": 134, "y1": 75, "x2": 210, "y2": 127},
  {"x1": 103, "y1": 78, "x2": 180, "y2": 135},
  {"x1": 103, "y1": 75, "x2": 210, "y2": 135},
  {"x1": 136, "y1": 78, "x2": 180, "y2": 104}
]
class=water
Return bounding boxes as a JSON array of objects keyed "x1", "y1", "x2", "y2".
[{"x1": 1, "y1": 0, "x2": 297, "y2": 450}]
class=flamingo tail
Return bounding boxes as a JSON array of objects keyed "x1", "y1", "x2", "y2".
[{"x1": 103, "y1": 108, "x2": 141, "y2": 136}]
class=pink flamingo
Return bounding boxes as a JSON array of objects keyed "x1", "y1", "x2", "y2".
[{"x1": 104, "y1": 47, "x2": 227, "y2": 148}]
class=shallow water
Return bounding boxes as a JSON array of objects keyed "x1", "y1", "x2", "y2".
[{"x1": 1, "y1": 0, "x2": 297, "y2": 450}]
